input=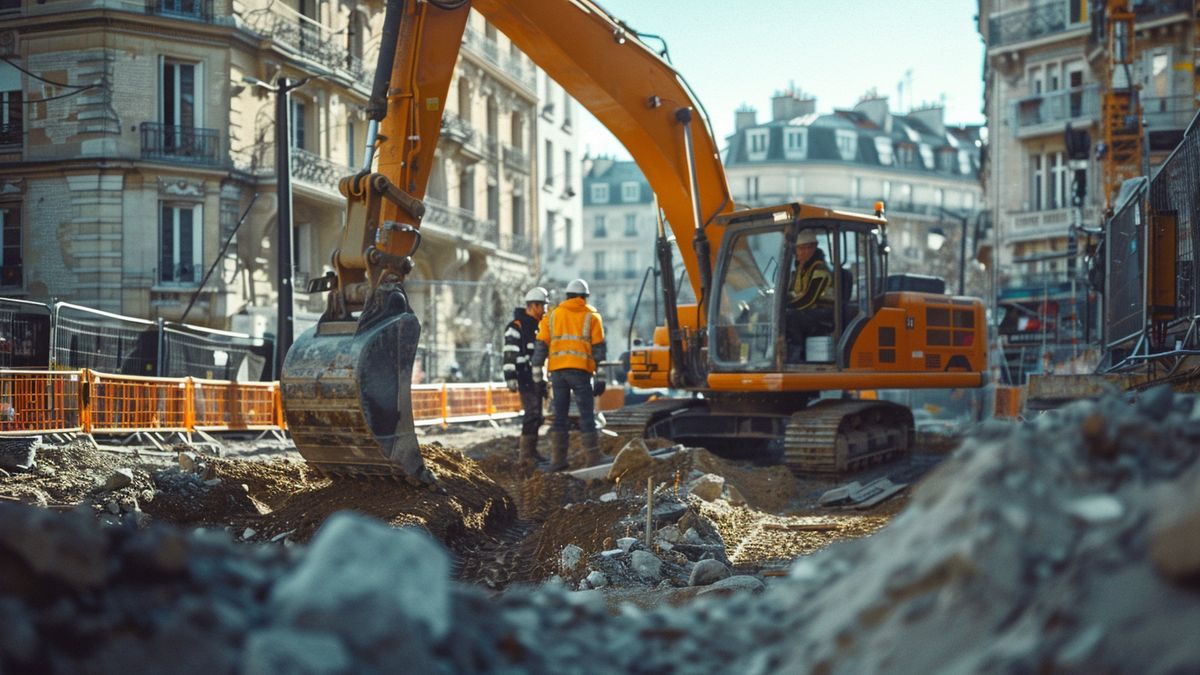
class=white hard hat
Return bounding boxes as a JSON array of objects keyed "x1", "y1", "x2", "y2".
[
  {"x1": 566, "y1": 278, "x2": 590, "y2": 296},
  {"x1": 523, "y1": 286, "x2": 549, "y2": 304},
  {"x1": 796, "y1": 230, "x2": 818, "y2": 246}
]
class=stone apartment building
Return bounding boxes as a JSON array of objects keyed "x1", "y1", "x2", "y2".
[
  {"x1": 580, "y1": 157, "x2": 656, "y2": 355},
  {"x1": 723, "y1": 89, "x2": 985, "y2": 296},
  {"x1": 536, "y1": 71, "x2": 583, "y2": 293},
  {"x1": 978, "y1": 0, "x2": 1199, "y2": 382},
  {"x1": 0, "y1": 0, "x2": 544, "y2": 381}
]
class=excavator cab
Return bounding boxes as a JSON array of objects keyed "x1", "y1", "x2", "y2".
[{"x1": 709, "y1": 206, "x2": 885, "y2": 373}]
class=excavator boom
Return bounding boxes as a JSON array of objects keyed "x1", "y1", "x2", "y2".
[{"x1": 281, "y1": 0, "x2": 734, "y2": 481}]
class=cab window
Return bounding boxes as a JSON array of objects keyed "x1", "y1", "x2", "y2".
[{"x1": 711, "y1": 227, "x2": 784, "y2": 369}]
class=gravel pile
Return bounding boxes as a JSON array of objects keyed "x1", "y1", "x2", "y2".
[{"x1": 1, "y1": 390, "x2": 1198, "y2": 672}]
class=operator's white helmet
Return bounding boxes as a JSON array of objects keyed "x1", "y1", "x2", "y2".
[
  {"x1": 566, "y1": 278, "x2": 590, "y2": 296},
  {"x1": 523, "y1": 286, "x2": 550, "y2": 304}
]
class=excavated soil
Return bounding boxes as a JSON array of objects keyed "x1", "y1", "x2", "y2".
[{"x1": 0, "y1": 425, "x2": 923, "y2": 596}]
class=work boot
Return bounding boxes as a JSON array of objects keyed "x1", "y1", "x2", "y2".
[
  {"x1": 518, "y1": 434, "x2": 546, "y2": 467},
  {"x1": 546, "y1": 432, "x2": 569, "y2": 472},
  {"x1": 581, "y1": 431, "x2": 603, "y2": 468}
]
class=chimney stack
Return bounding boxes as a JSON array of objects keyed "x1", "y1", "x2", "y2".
[
  {"x1": 771, "y1": 87, "x2": 816, "y2": 121},
  {"x1": 735, "y1": 105, "x2": 758, "y2": 131}
]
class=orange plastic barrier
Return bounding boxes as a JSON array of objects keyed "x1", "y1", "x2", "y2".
[
  {"x1": 0, "y1": 369, "x2": 534, "y2": 436},
  {"x1": 192, "y1": 378, "x2": 281, "y2": 431},
  {"x1": 993, "y1": 385, "x2": 1025, "y2": 420},
  {"x1": 411, "y1": 383, "x2": 524, "y2": 427},
  {"x1": 0, "y1": 369, "x2": 85, "y2": 435},
  {"x1": 88, "y1": 372, "x2": 191, "y2": 433}
]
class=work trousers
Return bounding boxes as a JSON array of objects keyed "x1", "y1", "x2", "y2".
[
  {"x1": 519, "y1": 386, "x2": 544, "y2": 436},
  {"x1": 550, "y1": 368, "x2": 595, "y2": 434}
]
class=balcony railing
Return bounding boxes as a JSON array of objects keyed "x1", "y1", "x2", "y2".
[
  {"x1": 244, "y1": 3, "x2": 368, "y2": 82},
  {"x1": 502, "y1": 144, "x2": 529, "y2": 173},
  {"x1": 291, "y1": 147, "x2": 350, "y2": 193},
  {"x1": 988, "y1": 2, "x2": 1081, "y2": 48},
  {"x1": 425, "y1": 197, "x2": 498, "y2": 247},
  {"x1": 498, "y1": 232, "x2": 532, "y2": 257},
  {"x1": 0, "y1": 123, "x2": 20, "y2": 147},
  {"x1": 147, "y1": 0, "x2": 212, "y2": 22},
  {"x1": 462, "y1": 28, "x2": 536, "y2": 91},
  {"x1": 1009, "y1": 206, "x2": 1098, "y2": 240},
  {"x1": 1015, "y1": 85, "x2": 1100, "y2": 132},
  {"x1": 140, "y1": 122, "x2": 222, "y2": 166},
  {"x1": 1144, "y1": 95, "x2": 1197, "y2": 130},
  {"x1": 1133, "y1": 0, "x2": 1192, "y2": 21}
]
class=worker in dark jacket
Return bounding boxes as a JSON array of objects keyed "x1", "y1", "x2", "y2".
[
  {"x1": 532, "y1": 278, "x2": 606, "y2": 471},
  {"x1": 786, "y1": 229, "x2": 835, "y2": 362},
  {"x1": 504, "y1": 286, "x2": 550, "y2": 468}
]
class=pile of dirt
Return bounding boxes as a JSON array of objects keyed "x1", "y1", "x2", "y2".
[{"x1": 1, "y1": 390, "x2": 1199, "y2": 672}]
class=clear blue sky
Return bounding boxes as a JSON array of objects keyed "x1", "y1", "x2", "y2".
[{"x1": 579, "y1": 0, "x2": 986, "y2": 159}]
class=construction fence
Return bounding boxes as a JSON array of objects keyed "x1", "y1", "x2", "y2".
[
  {"x1": 0, "y1": 299, "x2": 275, "y2": 380},
  {"x1": 0, "y1": 368, "x2": 527, "y2": 437}
]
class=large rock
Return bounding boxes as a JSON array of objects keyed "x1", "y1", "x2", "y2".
[
  {"x1": 629, "y1": 550, "x2": 663, "y2": 581},
  {"x1": 688, "y1": 474, "x2": 725, "y2": 502},
  {"x1": 102, "y1": 468, "x2": 135, "y2": 492},
  {"x1": 697, "y1": 575, "x2": 764, "y2": 596},
  {"x1": 269, "y1": 512, "x2": 451, "y2": 648},
  {"x1": 560, "y1": 544, "x2": 583, "y2": 573},
  {"x1": 242, "y1": 629, "x2": 351, "y2": 675},
  {"x1": 688, "y1": 559, "x2": 732, "y2": 586},
  {"x1": 1150, "y1": 465, "x2": 1200, "y2": 583},
  {"x1": 607, "y1": 439, "x2": 654, "y2": 480}
]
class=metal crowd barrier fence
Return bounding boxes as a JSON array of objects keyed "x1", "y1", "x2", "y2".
[
  {"x1": 0, "y1": 369, "x2": 529, "y2": 436},
  {"x1": 412, "y1": 382, "x2": 524, "y2": 426},
  {"x1": 0, "y1": 369, "x2": 86, "y2": 435}
]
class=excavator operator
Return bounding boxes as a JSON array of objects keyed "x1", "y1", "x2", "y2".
[
  {"x1": 786, "y1": 230, "x2": 835, "y2": 362},
  {"x1": 532, "y1": 278, "x2": 607, "y2": 471}
]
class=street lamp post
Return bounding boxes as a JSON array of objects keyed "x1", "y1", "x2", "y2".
[{"x1": 245, "y1": 75, "x2": 313, "y2": 378}]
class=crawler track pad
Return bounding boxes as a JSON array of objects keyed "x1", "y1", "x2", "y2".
[{"x1": 281, "y1": 314, "x2": 434, "y2": 485}]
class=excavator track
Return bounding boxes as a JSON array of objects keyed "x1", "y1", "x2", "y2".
[
  {"x1": 603, "y1": 398, "x2": 701, "y2": 437},
  {"x1": 783, "y1": 400, "x2": 913, "y2": 474}
]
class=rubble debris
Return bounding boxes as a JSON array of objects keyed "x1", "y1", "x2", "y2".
[
  {"x1": 0, "y1": 437, "x2": 38, "y2": 472},
  {"x1": 817, "y1": 477, "x2": 907, "y2": 509},
  {"x1": 1, "y1": 394, "x2": 1197, "y2": 672},
  {"x1": 629, "y1": 550, "x2": 663, "y2": 581}
]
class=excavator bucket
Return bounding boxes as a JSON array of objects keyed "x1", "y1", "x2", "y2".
[{"x1": 280, "y1": 311, "x2": 434, "y2": 485}]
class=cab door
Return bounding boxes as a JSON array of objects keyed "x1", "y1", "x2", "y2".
[{"x1": 708, "y1": 224, "x2": 786, "y2": 372}]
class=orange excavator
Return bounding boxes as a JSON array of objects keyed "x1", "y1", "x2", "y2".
[{"x1": 281, "y1": 0, "x2": 988, "y2": 484}]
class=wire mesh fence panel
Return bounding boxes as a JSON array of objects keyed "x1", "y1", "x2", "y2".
[
  {"x1": 161, "y1": 323, "x2": 273, "y2": 381},
  {"x1": 1149, "y1": 110, "x2": 1200, "y2": 322},
  {"x1": 0, "y1": 299, "x2": 52, "y2": 369},
  {"x1": 53, "y1": 304, "x2": 158, "y2": 375},
  {"x1": 1104, "y1": 185, "x2": 1147, "y2": 349}
]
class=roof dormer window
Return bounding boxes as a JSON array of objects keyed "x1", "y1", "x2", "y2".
[{"x1": 747, "y1": 129, "x2": 768, "y2": 160}]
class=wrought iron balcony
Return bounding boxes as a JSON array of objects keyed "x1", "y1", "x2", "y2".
[
  {"x1": 1009, "y1": 206, "x2": 1098, "y2": 241},
  {"x1": 243, "y1": 3, "x2": 368, "y2": 82},
  {"x1": 140, "y1": 122, "x2": 222, "y2": 166},
  {"x1": 502, "y1": 144, "x2": 529, "y2": 173},
  {"x1": 425, "y1": 197, "x2": 485, "y2": 241},
  {"x1": 988, "y1": 2, "x2": 1081, "y2": 48},
  {"x1": 462, "y1": 28, "x2": 536, "y2": 91},
  {"x1": 0, "y1": 123, "x2": 20, "y2": 147},
  {"x1": 147, "y1": 0, "x2": 212, "y2": 22},
  {"x1": 1015, "y1": 85, "x2": 1100, "y2": 133},
  {"x1": 290, "y1": 147, "x2": 350, "y2": 193},
  {"x1": 1133, "y1": 0, "x2": 1192, "y2": 21},
  {"x1": 498, "y1": 232, "x2": 532, "y2": 257}
]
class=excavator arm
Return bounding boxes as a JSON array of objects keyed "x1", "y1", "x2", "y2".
[{"x1": 282, "y1": 0, "x2": 733, "y2": 482}]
